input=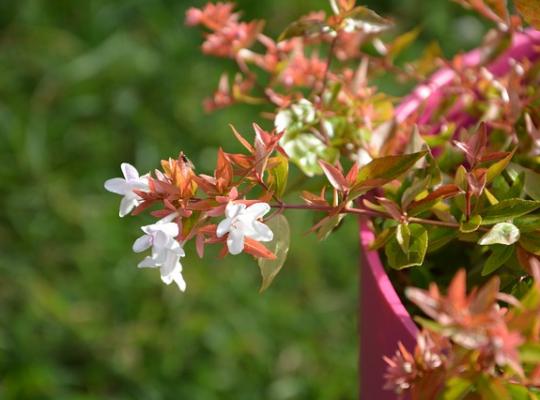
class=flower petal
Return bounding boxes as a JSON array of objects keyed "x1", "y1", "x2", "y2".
[
  {"x1": 225, "y1": 202, "x2": 245, "y2": 219},
  {"x1": 119, "y1": 196, "x2": 137, "y2": 217},
  {"x1": 104, "y1": 178, "x2": 128, "y2": 195},
  {"x1": 216, "y1": 218, "x2": 232, "y2": 237},
  {"x1": 132, "y1": 234, "x2": 152, "y2": 253},
  {"x1": 121, "y1": 163, "x2": 139, "y2": 181},
  {"x1": 138, "y1": 256, "x2": 159, "y2": 268},
  {"x1": 160, "y1": 252, "x2": 181, "y2": 284},
  {"x1": 172, "y1": 270, "x2": 187, "y2": 292},
  {"x1": 251, "y1": 221, "x2": 274, "y2": 242},
  {"x1": 227, "y1": 229, "x2": 245, "y2": 255},
  {"x1": 244, "y1": 203, "x2": 270, "y2": 219}
]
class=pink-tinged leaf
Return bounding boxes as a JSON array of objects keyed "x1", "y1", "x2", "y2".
[
  {"x1": 319, "y1": 160, "x2": 348, "y2": 192},
  {"x1": 196, "y1": 233, "x2": 205, "y2": 258},
  {"x1": 345, "y1": 162, "x2": 360, "y2": 186},
  {"x1": 408, "y1": 184, "x2": 462, "y2": 215},
  {"x1": 376, "y1": 197, "x2": 402, "y2": 220}
]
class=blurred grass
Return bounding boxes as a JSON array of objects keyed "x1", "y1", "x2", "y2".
[{"x1": 0, "y1": 0, "x2": 484, "y2": 399}]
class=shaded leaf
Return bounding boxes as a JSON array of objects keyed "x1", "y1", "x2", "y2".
[
  {"x1": 427, "y1": 228, "x2": 457, "y2": 253},
  {"x1": 481, "y1": 244, "x2": 514, "y2": 275},
  {"x1": 519, "y1": 232, "x2": 540, "y2": 255},
  {"x1": 258, "y1": 215, "x2": 290, "y2": 292}
]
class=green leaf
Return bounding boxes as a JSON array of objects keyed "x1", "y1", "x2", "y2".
[
  {"x1": 519, "y1": 343, "x2": 540, "y2": 364},
  {"x1": 513, "y1": 214, "x2": 540, "y2": 233},
  {"x1": 316, "y1": 213, "x2": 345, "y2": 241},
  {"x1": 481, "y1": 244, "x2": 514, "y2": 275},
  {"x1": 519, "y1": 232, "x2": 540, "y2": 255},
  {"x1": 508, "y1": 163, "x2": 540, "y2": 200},
  {"x1": 442, "y1": 377, "x2": 473, "y2": 400},
  {"x1": 460, "y1": 214, "x2": 483, "y2": 233},
  {"x1": 388, "y1": 27, "x2": 421, "y2": 59},
  {"x1": 350, "y1": 151, "x2": 427, "y2": 198},
  {"x1": 401, "y1": 176, "x2": 430, "y2": 210},
  {"x1": 486, "y1": 148, "x2": 515, "y2": 183},
  {"x1": 369, "y1": 227, "x2": 395, "y2": 250},
  {"x1": 476, "y1": 375, "x2": 509, "y2": 400},
  {"x1": 515, "y1": 0, "x2": 540, "y2": 29},
  {"x1": 268, "y1": 154, "x2": 289, "y2": 198},
  {"x1": 396, "y1": 223, "x2": 411, "y2": 253},
  {"x1": 507, "y1": 384, "x2": 530, "y2": 400},
  {"x1": 455, "y1": 165, "x2": 468, "y2": 191},
  {"x1": 427, "y1": 227, "x2": 457, "y2": 253},
  {"x1": 478, "y1": 222, "x2": 520, "y2": 246},
  {"x1": 341, "y1": 6, "x2": 393, "y2": 34},
  {"x1": 480, "y1": 199, "x2": 540, "y2": 225},
  {"x1": 258, "y1": 215, "x2": 290, "y2": 292},
  {"x1": 385, "y1": 223, "x2": 428, "y2": 269},
  {"x1": 278, "y1": 19, "x2": 333, "y2": 41}
]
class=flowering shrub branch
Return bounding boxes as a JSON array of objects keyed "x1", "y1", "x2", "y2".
[{"x1": 105, "y1": 0, "x2": 540, "y2": 395}]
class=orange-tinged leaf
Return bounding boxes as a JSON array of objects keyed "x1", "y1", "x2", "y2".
[
  {"x1": 244, "y1": 238, "x2": 276, "y2": 260},
  {"x1": 229, "y1": 124, "x2": 254, "y2": 153},
  {"x1": 447, "y1": 269, "x2": 467, "y2": 309},
  {"x1": 515, "y1": 0, "x2": 540, "y2": 29}
]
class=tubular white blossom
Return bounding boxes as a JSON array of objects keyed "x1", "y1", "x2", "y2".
[
  {"x1": 217, "y1": 201, "x2": 273, "y2": 255},
  {"x1": 104, "y1": 163, "x2": 150, "y2": 217},
  {"x1": 133, "y1": 215, "x2": 187, "y2": 291}
]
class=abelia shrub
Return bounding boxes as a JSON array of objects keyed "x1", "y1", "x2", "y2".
[{"x1": 105, "y1": 0, "x2": 540, "y2": 395}]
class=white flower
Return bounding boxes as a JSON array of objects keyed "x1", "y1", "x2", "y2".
[
  {"x1": 216, "y1": 202, "x2": 273, "y2": 255},
  {"x1": 104, "y1": 163, "x2": 149, "y2": 217},
  {"x1": 132, "y1": 215, "x2": 186, "y2": 291}
]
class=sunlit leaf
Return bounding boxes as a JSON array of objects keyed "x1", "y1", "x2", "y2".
[
  {"x1": 479, "y1": 222, "x2": 520, "y2": 245},
  {"x1": 278, "y1": 19, "x2": 334, "y2": 41},
  {"x1": 350, "y1": 151, "x2": 427, "y2": 198},
  {"x1": 480, "y1": 199, "x2": 540, "y2": 225},
  {"x1": 396, "y1": 223, "x2": 411, "y2": 253},
  {"x1": 258, "y1": 215, "x2": 290, "y2": 292},
  {"x1": 329, "y1": 0, "x2": 355, "y2": 15},
  {"x1": 341, "y1": 6, "x2": 393, "y2": 34},
  {"x1": 268, "y1": 154, "x2": 289, "y2": 198},
  {"x1": 460, "y1": 214, "x2": 483, "y2": 233},
  {"x1": 442, "y1": 376, "x2": 473, "y2": 400},
  {"x1": 385, "y1": 223, "x2": 428, "y2": 269}
]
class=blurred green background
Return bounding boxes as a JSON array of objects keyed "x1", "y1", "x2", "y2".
[{"x1": 0, "y1": 1, "x2": 485, "y2": 399}]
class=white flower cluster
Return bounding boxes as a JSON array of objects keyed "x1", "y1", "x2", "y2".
[{"x1": 105, "y1": 163, "x2": 273, "y2": 292}]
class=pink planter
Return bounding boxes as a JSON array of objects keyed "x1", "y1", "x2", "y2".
[{"x1": 358, "y1": 30, "x2": 540, "y2": 399}]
